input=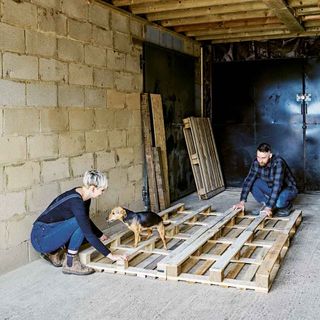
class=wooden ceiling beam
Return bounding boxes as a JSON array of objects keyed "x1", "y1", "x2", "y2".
[
  {"x1": 146, "y1": 3, "x2": 268, "y2": 21},
  {"x1": 112, "y1": 0, "x2": 161, "y2": 6},
  {"x1": 174, "y1": 17, "x2": 281, "y2": 32},
  {"x1": 288, "y1": 0, "x2": 318, "y2": 8},
  {"x1": 198, "y1": 28, "x2": 290, "y2": 41},
  {"x1": 210, "y1": 30, "x2": 320, "y2": 43},
  {"x1": 161, "y1": 10, "x2": 276, "y2": 27},
  {"x1": 186, "y1": 23, "x2": 286, "y2": 37},
  {"x1": 129, "y1": 0, "x2": 259, "y2": 15},
  {"x1": 262, "y1": 0, "x2": 305, "y2": 32},
  {"x1": 296, "y1": 7, "x2": 320, "y2": 15}
]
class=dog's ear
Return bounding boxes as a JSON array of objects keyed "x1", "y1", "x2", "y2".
[{"x1": 119, "y1": 207, "x2": 126, "y2": 216}]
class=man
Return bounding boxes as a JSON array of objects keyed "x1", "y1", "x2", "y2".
[
  {"x1": 31, "y1": 170, "x2": 127, "y2": 275},
  {"x1": 233, "y1": 143, "x2": 298, "y2": 217}
]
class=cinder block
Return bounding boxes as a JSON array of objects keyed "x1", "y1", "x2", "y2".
[
  {"x1": 0, "y1": 222, "x2": 7, "y2": 249},
  {"x1": 96, "y1": 151, "x2": 116, "y2": 171},
  {"x1": 125, "y1": 93, "x2": 140, "y2": 110},
  {"x1": 27, "y1": 134, "x2": 58, "y2": 160},
  {"x1": 0, "y1": 166, "x2": 4, "y2": 193},
  {"x1": 0, "y1": 137, "x2": 26, "y2": 164},
  {"x1": 134, "y1": 180, "x2": 144, "y2": 201},
  {"x1": 160, "y1": 32, "x2": 173, "y2": 49},
  {"x1": 111, "y1": 11, "x2": 129, "y2": 33},
  {"x1": 109, "y1": 167, "x2": 128, "y2": 187},
  {"x1": 38, "y1": 8, "x2": 67, "y2": 36},
  {"x1": 133, "y1": 145, "x2": 144, "y2": 165},
  {"x1": 27, "y1": 83, "x2": 57, "y2": 107},
  {"x1": 145, "y1": 25, "x2": 160, "y2": 45},
  {"x1": 4, "y1": 109, "x2": 40, "y2": 135},
  {"x1": 115, "y1": 109, "x2": 131, "y2": 129},
  {"x1": 127, "y1": 127, "x2": 142, "y2": 147},
  {"x1": 58, "y1": 38, "x2": 84, "y2": 63},
  {"x1": 114, "y1": 32, "x2": 131, "y2": 53},
  {"x1": 85, "y1": 130, "x2": 107, "y2": 152},
  {"x1": 31, "y1": 0, "x2": 61, "y2": 10},
  {"x1": 58, "y1": 85, "x2": 85, "y2": 107},
  {"x1": 130, "y1": 19, "x2": 144, "y2": 39},
  {"x1": 194, "y1": 43, "x2": 201, "y2": 57},
  {"x1": 0, "y1": 191, "x2": 26, "y2": 220},
  {"x1": 114, "y1": 71, "x2": 133, "y2": 92},
  {"x1": 42, "y1": 158, "x2": 70, "y2": 183},
  {"x1": 62, "y1": 0, "x2": 88, "y2": 20},
  {"x1": 92, "y1": 26, "x2": 113, "y2": 48},
  {"x1": 5, "y1": 162, "x2": 41, "y2": 191},
  {"x1": 89, "y1": 3, "x2": 110, "y2": 28},
  {"x1": 125, "y1": 54, "x2": 141, "y2": 74},
  {"x1": 59, "y1": 132, "x2": 85, "y2": 157},
  {"x1": 172, "y1": 36, "x2": 183, "y2": 52},
  {"x1": 106, "y1": 89, "x2": 125, "y2": 109},
  {"x1": 69, "y1": 19, "x2": 92, "y2": 42},
  {"x1": 132, "y1": 73, "x2": 143, "y2": 92},
  {"x1": 85, "y1": 45, "x2": 106, "y2": 67},
  {"x1": 93, "y1": 68, "x2": 114, "y2": 88},
  {"x1": 95, "y1": 109, "x2": 115, "y2": 130},
  {"x1": 97, "y1": 184, "x2": 119, "y2": 210},
  {"x1": 108, "y1": 129, "x2": 126, "y2": 149},
  {"x1": 2, "y1": 0, "x2": 37, "y2": 29},
  {"x1": 116, "y1": 147, "x2": 134, "y2": 167},
  {"x1": 26, "y1": 30, "x2": 56, "y2": 58},
  {"x1": 26, "y1": 182, "x2": 59, "y2": 213},
  {"x1": 69, "y1": 109, "x2": 94, "y2": 131},
  {"x1": 183, "y1": 40, "x2": 194, "y2": 56},
  {"x1": 107, "y1": 49, "x2": 125, "y2": 70},
  {"x1": 3, "y1": 53, "x2": 38, "y2": 80},
  {"x1": 70, "y1": 153, "x2": 94, "y2": 177},
  {"x1": 129, "y1": 110, "x2": 142, "y2": 128},
  {"x1": 60, "y1": 176, "x2": 83, "y2": 193},
  {"x1": 69, "y1": 63, "x2": 93, "y2": 86},
  {"x1": 0, "y1": 110, "x2": 3, "y2": 136},
  {"x1": 39, "y1": 58, "x2": 68, "y2": 82},
  {"x1": 85, "y1": 88, "x2": 106, "y2": 108},
  {"x1": 0, "y1": 22, "x2": 25, "y2": 53},
  {"x1": 40, "y1": 109, "x2": 68, "y2": 133},
  {"x1": 118, "y1": 184, "x2": 135, "y2": 205},
  {"x1": 0, "y1": 79, "x2": 25, "y2": 107},
  {"x1": 0, "y1": 243, "x2": 29, "y2": 275}
]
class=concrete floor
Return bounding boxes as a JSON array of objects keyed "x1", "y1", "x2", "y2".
[{"x1": 0, "y1": 189, "x2": 319, "y2": 320}]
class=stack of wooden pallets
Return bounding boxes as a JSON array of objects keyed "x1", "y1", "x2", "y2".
[
  {"x1": 80, "y1": 203, "x2": 302, "y2": 293},
  {"x1": 183, "y1": 117, "x2": 225, "y2": 200}
]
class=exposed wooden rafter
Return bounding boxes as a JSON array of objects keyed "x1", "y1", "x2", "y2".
[{"x1": 262, "y1": 0, "x2": 305, "y2": 32}]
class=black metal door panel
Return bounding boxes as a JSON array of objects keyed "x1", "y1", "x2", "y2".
[{"x1": 305, "y1": 58, "x2": 320, "y2": 189}]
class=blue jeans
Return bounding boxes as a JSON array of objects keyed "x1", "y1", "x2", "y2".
[
  {"x1": 31, "y1": 217, "x2": 84, "y2": 254},
  {"x1": 251, "y1": 178, "x2": 298, "y2": 208}
]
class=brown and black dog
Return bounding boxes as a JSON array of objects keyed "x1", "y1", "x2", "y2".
[{"x1": 108, "y1": 207, "x2": 167, "y2": 249}]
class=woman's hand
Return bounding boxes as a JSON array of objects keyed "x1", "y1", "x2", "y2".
[
  {"x1": 99, "y1": 234, "x2": 109, "y2": 241},
  {"x1": 107, "y1": 253, "x2": 128, "y2": 262},
  {"x1": 233, "y1": 200, "x2": 245, "y2": 211}
]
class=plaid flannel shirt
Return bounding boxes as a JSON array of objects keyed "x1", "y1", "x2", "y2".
[{"x1": 240, "y1": 155, "x2": 297, "y2": 208}]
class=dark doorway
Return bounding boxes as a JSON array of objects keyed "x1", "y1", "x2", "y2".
[
  {"x1": 143, "y1": 43, "x2": 198, "y2": 201},
  {"x1": 212, "y1": 58, "x2": 320, "y2": 191}
]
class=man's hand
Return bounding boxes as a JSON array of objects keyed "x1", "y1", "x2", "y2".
[
  {"x1": 261, "y1": 207, "x2": 272, "y2": 217},
  {"x1": 99, "y1": 234, "x2": 109, "y2": 241},
  {"x1": 233, "y1": 200, "x2": 245, "y2": 211},
  {"x1": 107, "y1": 253, "x2": 128, "y2": 262}
]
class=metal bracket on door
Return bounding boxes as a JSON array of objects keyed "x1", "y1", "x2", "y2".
[{"x1": 296, "y1": 93, "x2": 311, "y2": 114}]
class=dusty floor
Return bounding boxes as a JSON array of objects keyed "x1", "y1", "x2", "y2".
[{"x1": 0, "y1": 189, "x2": 319, "y2": 320}]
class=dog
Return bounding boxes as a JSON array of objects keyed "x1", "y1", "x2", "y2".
[{"x1": 108, "y1": 207, "x2": 167, "y2": 249}]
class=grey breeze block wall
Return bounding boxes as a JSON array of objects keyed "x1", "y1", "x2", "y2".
[{"x1": 0, "y1": 0, "x2": 201, "y2": 275}]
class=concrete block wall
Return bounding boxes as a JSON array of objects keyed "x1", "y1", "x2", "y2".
[{"x1": 0, "y1": 0, "x2": 201, "y2": 275}]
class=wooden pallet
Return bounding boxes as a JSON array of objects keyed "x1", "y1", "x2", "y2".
[
  {"x1": 183, "y1": 117, "x2": 225, "y2": 200},
  {"x1": 79, "y1": 204, "x2": 302, "y2": 293}
]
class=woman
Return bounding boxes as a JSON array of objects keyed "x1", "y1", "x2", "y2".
[{"x1": 31, "y1": 170, "x2": 126, "y2": 275}]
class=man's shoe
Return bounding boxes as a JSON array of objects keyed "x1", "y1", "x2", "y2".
[
  {"x1": 251, "y1": 204, "x2": 266, "y2": 216},
  {"x1": 41, "y1": 248, "x2": 64, "y2": 267},
  {"x1": 62, "y1": 254, "x2": 95, "y2": 275},
  {"x1": 275, "y1": 203, "x2": 294, "y2": 217}
]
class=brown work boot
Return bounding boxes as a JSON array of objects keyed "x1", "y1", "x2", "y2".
[
  {"x1": 41, "y1": 248, "x2": 65, "y2": 267},
  {"x1": 62, "y1": 253, "x2": 95, "y2": 275}
]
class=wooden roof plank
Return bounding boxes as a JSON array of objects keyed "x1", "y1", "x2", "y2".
[
  {"x1": 162, "y1": 10, "x2": 276, "y2": 27},
  {"x1": 146, "y1": 3, "x2": 268, "y2": 21},
  {"x1": 262, "y1": 0, "x2": 305, "y2": 32},
  {"x1": 112, "y1": 0, "x2": 161, "y2": 6},
  {"x1": 130, "y1": 0, "x2": 259, "y2": 15}
]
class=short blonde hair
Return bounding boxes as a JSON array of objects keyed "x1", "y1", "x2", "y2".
[{"x1": 83, "y1": 170, "x2": 108, "y2": 189}]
